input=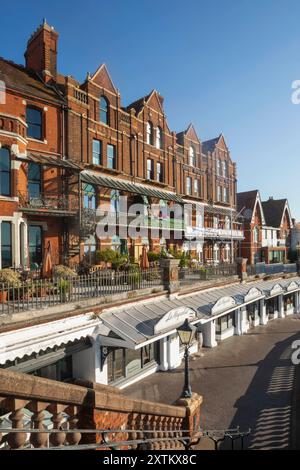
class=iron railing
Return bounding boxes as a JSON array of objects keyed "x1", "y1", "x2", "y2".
[
  {"x1": 18, "y1": 191, "x2": 78, "y2": 213},
  {"x1": 179, "y1": 263, "x2": 238, "y2": 285},
  {"x1": 0, "y1": 426, "x2": 251, "y2": 450},
  {"x1": 0, "y1": 268, "x2": 164, "y2": 316},
  {"x1": 247, "y1": 262, "x2": 297, "y2": 276}
]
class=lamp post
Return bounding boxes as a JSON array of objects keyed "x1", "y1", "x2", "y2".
[{"x1": 177, "y1": 319, "x2": 197, "y2": 398}]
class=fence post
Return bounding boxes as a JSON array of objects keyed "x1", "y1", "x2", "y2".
[
  {"x1": 236, "y1": 258, "x2": 248, "y2": 281},
  {"x1": 159, "y1": 259, "x2": 180, "y2": 295}
]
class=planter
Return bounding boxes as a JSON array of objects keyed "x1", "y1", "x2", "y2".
[{"x1": 0, "y1": 290, "x2": 8, "y2": 303}]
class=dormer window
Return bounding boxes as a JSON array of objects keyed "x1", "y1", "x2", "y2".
[
  {"x1": 189, "y1": 146, "x2": 195, "y2": 166},
  {"x1": 26, "y1": 107, "x2": 43, "y2": 140},
  {"x1": 100, "y1": 96, "x2": 109, "y2": 125},
  {"x1": 156, "y1": 126, "x2": 163, "y2": 149},
  {"x1": 146, "y1": 122, "x2": 154, "y2": 145}
]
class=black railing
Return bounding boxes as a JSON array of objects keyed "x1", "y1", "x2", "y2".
[
  {"x1": 247, "y1": 262, "x2": 297, "y2": 276},
  {"x1": 18, "y1": 191, "x2": 78, "y2": 213},
  {"x1": 0, "y1": 268, "x2": 164, "y2": 316},
  {"x1": 0, "y1": 426, "x2": 251, "y2": 451},
  {"x1": 179, "y1": 263, "x2": 238, "y2": 285}
]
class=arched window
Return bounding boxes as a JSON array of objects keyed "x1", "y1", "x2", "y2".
[
  {"x1": 99, "y1": 96, "x2": 109, "y2": 125},
  {"x1": 146, "y1": 121, "x2": 154, "y2": 145},
  {"x1": 189, "y1": 146, "x2": 195, "y2": 166},
  {"x1": 83, "y1": 184, "x2": 96, "y2": 209},
  {"x1": 156, "y1": 126, "x2": 163, "y2": 149},
  {"x1": 0, "y1": 147, "x2": 11, "y2": 196}
]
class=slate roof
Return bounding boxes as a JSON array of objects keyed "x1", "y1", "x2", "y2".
[
  {"x1": 202, "y1": 136, "x2": 220, "y2": 154},
  {"x1": 262, "y1": 199, "x2": 288, "y2": 228},
  {"x1": 100, "y1": 277, "x2": 300, "y2": 346},
  {"x1": 237, "y1": 190, "x2": 259, "y2": 219},
  {"x1": 0, "y1": 57, "x2": 64, "y2": 104}
]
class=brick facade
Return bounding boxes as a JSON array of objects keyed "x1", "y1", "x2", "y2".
[{"x1": 0, "y1": 21, "x2": 242, "y2": 270}]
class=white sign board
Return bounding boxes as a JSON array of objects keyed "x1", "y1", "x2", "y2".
[
  {"x1": 270, "y1": 284, "x2": 283, "y2": 297},
  {"x1": 244, "y1": 287, "x2": 262, "y2": 303},
  {"x1": 287, "y1": 281, "x2": 299, "y2": 292},
  {"x1": 154, "y1": 307, "x2": 197, "y2": 335},
  {"x1": 211, "y1": 296, "x2": 236, "y2": 315}
]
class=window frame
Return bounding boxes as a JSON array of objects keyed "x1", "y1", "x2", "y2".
[
  {"x1": 147, "y1": 159, "x2": 154, "y2": 180},
  {"x1": 107, "y1": 143, "x2": 116, "y2": 170},
  {"x1": 146, "y1": 122, "x2": 154, "y2": 146},
  {"x1": 26, "y1": 106, "x2": 43, "y2": 141},
  {"x1": 92, "y1": 139, "x2": 102, "y2": 165},
  {"x1": 1, "y1": 221, "x2": 12, "y2": 268},
  {"x1": 186, "y1": 176, "x2": 192, "y2": 196},
  {"x1": 99, "y1": 96, "x2": 109, "y2": 125},
  {"x1": 189, "y1": 146, "x2": 196, "y2": 166},
  {"x1": 28, "y1": 224, "x2": 43, "y2": 267},
  {"x1": 28, "y1": 163, "x2": 42, "y2": 198},
  {"x1": 156, "y1": 162, "x2": 163, "y2": 183},
  {"x1": 156, "y1": 126, "x2": 163, "y2": 149},
  {"x1": 0, "y1": 147, "x2": 11, "y2": 197}
]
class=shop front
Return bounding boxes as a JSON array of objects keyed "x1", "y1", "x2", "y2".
[
  {"x1": 246, "y1": 301, "x2": 260, "y2": 328},
  {"x1": 106, "y1": 343, "x2": 159, "y2": 386},
  {"x1": 216, "y1": 311, "x2": 235, "y2": 340},
  {"x1": 99, "y1": 304, "x2": 204, "y2": 388}
]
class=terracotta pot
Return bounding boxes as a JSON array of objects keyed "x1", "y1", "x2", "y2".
[{"x1": 0, "y1": 290, "x2": 8, "y2": 303}]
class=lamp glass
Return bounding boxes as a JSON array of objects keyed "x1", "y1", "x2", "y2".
[{"x1": 177, "y1": 319, "x2": 196, "y2": 346}]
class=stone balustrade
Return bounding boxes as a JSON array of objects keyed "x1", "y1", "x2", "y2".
[{"x1": 0, "y1": 369, "x2": 203, "y2": 450}]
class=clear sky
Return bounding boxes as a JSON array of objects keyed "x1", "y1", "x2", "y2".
[{"x1": 1, "y1": 0, "x2": 300, "y2": 219}]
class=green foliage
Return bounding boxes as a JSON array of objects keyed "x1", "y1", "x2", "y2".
[
  {"x1": 147, "y1": 251, "x2": 160, "y2": 262},
  {"x1": 96, "y1": 249, "x2": 117, "y2": 264},
  {"x1": 96, "y1": 249, "x2": 128, "y2": 271}
]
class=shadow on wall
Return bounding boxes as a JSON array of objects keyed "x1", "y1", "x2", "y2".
[{"x1": 223, "y1": 331, "x2": 300, "y2": 450}]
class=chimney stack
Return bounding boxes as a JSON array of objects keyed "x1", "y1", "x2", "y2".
[{"x1": 24, "y1": 20, "x2": 58, "y2": 83}]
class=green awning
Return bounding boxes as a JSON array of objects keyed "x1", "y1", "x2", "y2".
[{"x1": 81, "y1": 172, "x2": 184, "y2": 203}]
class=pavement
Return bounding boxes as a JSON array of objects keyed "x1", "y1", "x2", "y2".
[{"x1": 124, "y1": 315, "x2": 300, "y2": 450}]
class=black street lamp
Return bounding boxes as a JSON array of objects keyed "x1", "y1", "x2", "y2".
[{"x1": 177, "y1": 319, "x2": 197, "y2": 398}]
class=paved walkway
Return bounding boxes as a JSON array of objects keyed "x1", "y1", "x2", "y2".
[{"x1": 124, "y1": 315, "x2": 300, "y2": 449}]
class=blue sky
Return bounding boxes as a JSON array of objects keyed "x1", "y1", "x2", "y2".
[{"x1": 1, "y1": 0, "x2": 300, "y2": 219}]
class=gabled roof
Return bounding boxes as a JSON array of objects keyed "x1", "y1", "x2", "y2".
[
  {"x1": 176, "y1": 124, "x2": 200, "y2": 145},
  {"x1": 126, "y1": 89, "x2": 164, "y2": 115},
  {"x1": 202, "y1": 133, "x2": 229, "y2": 154},
  {"x1": 0, "y1": 57, "x2": 64, "y2": 104},
  {"x1": 89, "y1": 64, "x2": 118, "y2": 94},
  {"x1": 237, "y1": 190, "x2": 265, "y2": 224},
  {"x1": 262, "y1": 198, "x2": 293, "y2": 228},
  {"x1": 202, "y1": 135, "x2": 221, "y2": 154}
]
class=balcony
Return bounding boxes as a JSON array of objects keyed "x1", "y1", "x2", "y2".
[
  {"x1": 185, "y1": 227, "x2": 244, "y2": 240},
  {"x1": 18, "y1": 191, "x2": 78, "y2": 217},
  {"x1": 261, "y1": 239, "x2": 287, "y2": 248}
]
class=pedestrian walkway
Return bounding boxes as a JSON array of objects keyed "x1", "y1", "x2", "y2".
[{"x1": 124, "y1": 314, "x2": 300, "y2": 449}]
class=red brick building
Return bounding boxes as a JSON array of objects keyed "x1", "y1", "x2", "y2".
[
  {"x1": 237, "y1": 191, "x2": 293, "y2": 265},
  {"x1": 0, "y1": 21, "x2": 243, "y2": 271}
]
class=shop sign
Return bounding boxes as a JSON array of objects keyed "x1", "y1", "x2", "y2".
[
  {"x1": 270, "y1": 284, "x2": 283, "y2": 296},
  {"x1": 244, "y1": 287, "x2": 262, "y2": 303},
  {"x1": 154, "y1": 307, "x2": 197, "y2": 335},
  {"x1": 286, "y1": 281, "x2": 298, "y2": 292},
  {"x1": 211, "y1": 296, "x2": 236, "y2": 315}
]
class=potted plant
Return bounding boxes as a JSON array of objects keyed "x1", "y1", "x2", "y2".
[
  {"x1": 0, "y1": 269, "x2": 21, "y2": 303},
  {"x1": 58, "y1": 278, "x2": 72, "y2": 303}
]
